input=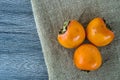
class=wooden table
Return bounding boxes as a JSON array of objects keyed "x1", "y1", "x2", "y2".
[{"x1": 0, "y1": 0, "x2": 48, "y2": 80}]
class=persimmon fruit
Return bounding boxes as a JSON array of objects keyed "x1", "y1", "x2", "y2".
[
  {"x1": 86, "y1": 17, "x2": 114, "y2": 46},
  {"x1": 58, "y1": 20, "x2": 85, "y2": 48},
  {"x1": 73, "y1": 44, "x2": 102, "y2": 71}
]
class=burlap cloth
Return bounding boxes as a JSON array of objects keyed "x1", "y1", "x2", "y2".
[{"x1": 31, "y1": 0, "x2": 120, "y2": 80}]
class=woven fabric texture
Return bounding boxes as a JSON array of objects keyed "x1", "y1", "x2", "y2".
[{"x1": 31, "y1": 0, "x2": 120, "y2": 80}]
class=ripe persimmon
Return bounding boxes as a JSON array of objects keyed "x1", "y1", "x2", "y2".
[
  {"x1": 58, "y1": 20, "x2": 85, "y2": 48},
  {"x1": 73, "y1": 44, "x2": 102, "y2": 71},
  {"x1": 86, "y1": 17, "x2": 115, "y2": 46}
]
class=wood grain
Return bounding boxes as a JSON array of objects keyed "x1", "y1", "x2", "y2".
[{"x1": 0, "y1": 0, "x2": 48, "y2": 80}]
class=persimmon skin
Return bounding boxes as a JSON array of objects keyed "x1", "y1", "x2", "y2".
[
  {"x1": 86, "y1": 17, "x2": 115, "y2": 47},
  {"x1": 58, "y1": 20, "x2": 85, "y2": 48},
  {"x1": 73, "y1": 44, "x2": 102, "y2": 71}
]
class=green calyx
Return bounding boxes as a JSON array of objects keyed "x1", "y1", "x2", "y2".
[{"x1": 59, "y1": 21, "x2": 70, "y2": 34}]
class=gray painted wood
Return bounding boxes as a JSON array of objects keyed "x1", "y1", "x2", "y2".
[
  {"x1": 0, "y1": 0, "x2": 48, "y2": 80},
  {"x1": 31, "y1": 0, "x2": 120, "y2": 80}
]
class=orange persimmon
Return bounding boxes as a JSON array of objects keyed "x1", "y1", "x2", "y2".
[
  {"x1": 86, "y1": 17, "x2": 115, "y2": 46},
  {"x1": 73, "y1": 44, "x2": 102, "y2": 71},
  {"x1": 57, "y1": 20, "x2": 85, "y2": 48}
]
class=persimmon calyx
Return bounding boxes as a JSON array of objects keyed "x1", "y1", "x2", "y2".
[
  {"x1": 59, "y1": 21, "x2": 70, "y2": 34},
  {"x1": 103, "y1": 18, "x2": 112, "y2": 30}
]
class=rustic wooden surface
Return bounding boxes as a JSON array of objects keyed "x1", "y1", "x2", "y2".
[
  {"x1": 0, "y1": 0, "x2": 48, "y2": 80},
  {"x1": 32, "y1": 0, "x2": 120, "y2": 80}
]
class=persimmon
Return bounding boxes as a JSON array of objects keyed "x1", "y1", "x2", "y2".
[
  {"x1": 73, "y1": 44, "x2": 102, "y2": 71},
  {"x1": 86, "y1": 17, "x2": 115, "y2": 46},
  {"x1": 57, "y1": 20, "x2": 85, "y2": 48}
]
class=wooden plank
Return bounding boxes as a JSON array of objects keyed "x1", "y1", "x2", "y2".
[{"x1": 0, "y1": 0, "x2": 48, "y2": 80}]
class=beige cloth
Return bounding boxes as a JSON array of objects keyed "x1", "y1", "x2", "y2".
[{"x1": 31, "y1": 0, "x2": 120, "y2": 80}]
